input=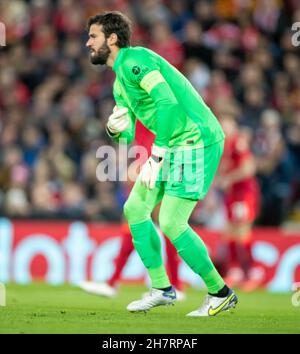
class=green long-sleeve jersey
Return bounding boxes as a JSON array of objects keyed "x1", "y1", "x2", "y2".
[{"x1": 111, "y1": 46, "x2": 224, "y2": 150}]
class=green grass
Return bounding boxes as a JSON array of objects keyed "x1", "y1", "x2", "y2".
[{"x1": 0, "y1": 284, "x2": 299, "y2": 334}]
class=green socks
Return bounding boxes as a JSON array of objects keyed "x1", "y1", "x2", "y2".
[
  {"x1": 172, "y1": 227, "x2": 225, "y2": 293},
  {"x1": 129, "y1": 221, "x2": 224, "y2": 292},
  {"x1": 130, "y1": 219, "x2": 171, "y2": 289}
]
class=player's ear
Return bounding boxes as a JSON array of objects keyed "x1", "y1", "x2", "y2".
[{"x1": 108, "y1": 33, "x2": 118, "y2": 46}]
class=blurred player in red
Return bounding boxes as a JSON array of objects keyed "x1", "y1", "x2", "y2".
[
  {"x1": 215, "y1": 113, "x2": 262, "y2": 292},
  {"x1": 80, "y1": 120, "x2": 185, "y2": 300}
]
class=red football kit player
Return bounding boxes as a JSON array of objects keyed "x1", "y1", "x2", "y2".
[
  {"x1": 215, "y1": 114, "x2": 261, "y2": 291},
  {"x1": 222, "y1": 129, "x2": 260, "y2": 226}
]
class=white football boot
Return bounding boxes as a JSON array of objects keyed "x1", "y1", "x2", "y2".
[
  {"x1": 142, "y1": 288, "x2": 186, "y2": 302},
  {"x1": 127, "y1": 287, "x2": 176, "y2": 312},
  {"x1": 79, "y1": 281, "x2": 117, "y2": 298},
  {"x1": 186, "y1": 288, "x2": 238, "y2": 317}
]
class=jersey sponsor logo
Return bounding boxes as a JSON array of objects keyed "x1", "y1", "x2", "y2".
[
  {"x1": 232, "y1": 201, "x2": 249, "y2": 221},
  {"x1": 132, "y1": 66, "x2": 141, "y2": 75}
]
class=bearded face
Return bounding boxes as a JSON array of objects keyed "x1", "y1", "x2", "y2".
[
  {"x1": 87, "y1": 24, "x2": 113, "y2": 66},
  {"x1": 89, "y1": 39, "x2": 111, "y2": 65}
]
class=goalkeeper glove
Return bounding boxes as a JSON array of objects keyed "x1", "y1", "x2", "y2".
[
  {"x1": 139, "y1": 146, "x2": 167, "y2": 189},
  {"x1": 106, "y1": 106, "x2": 130, "y2": 136}
]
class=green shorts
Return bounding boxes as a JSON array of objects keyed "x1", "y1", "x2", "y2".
[{"x1": 156, "y1": 139, "x2": 224, "y2": 200}]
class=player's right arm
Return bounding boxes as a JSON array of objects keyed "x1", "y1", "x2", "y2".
[{"x1": 106, "y1": 86, "x2": 137, "y2": 145}]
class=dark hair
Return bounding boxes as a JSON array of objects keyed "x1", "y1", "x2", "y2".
[{"x1": 87, "y1": 11, "x2": 132, "y2": 48}]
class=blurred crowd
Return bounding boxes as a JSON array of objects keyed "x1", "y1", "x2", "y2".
[{"x1": 0, "y1": 0, "x2": 300, "y2": 225}]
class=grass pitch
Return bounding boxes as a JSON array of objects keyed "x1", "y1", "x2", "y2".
[{"x1": 0, "y1": 283, "x2": 299, "y2": 334}]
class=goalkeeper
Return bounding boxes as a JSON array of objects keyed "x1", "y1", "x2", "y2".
[{"x1": 86, "y1": 11, "x2": 238, "y2": 317}]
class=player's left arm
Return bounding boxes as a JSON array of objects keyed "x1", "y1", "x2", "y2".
[
  {"x1": 125, "y1": 53, "x2": 179, "y2": 149},
  {"x1": 140, "y1": 72, "x2": 179, "y2": 149},
  {"x1": 124, "y1": 53, "x2": 180, "y2": 188}
]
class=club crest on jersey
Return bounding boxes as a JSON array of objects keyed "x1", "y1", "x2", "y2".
[{"x1": 132, "y1": 66, "x2": 141, "y2": 75}]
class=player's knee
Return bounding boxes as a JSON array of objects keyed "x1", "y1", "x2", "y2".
[
  {"x1": 123, "y1": 198, "x2": 149, "y2": 224},
  {"x1": 159, "y1": 212, "x2": 188, "y2": 241},
  {"x1": 159, "y1": 214, "x2": 176, "y2": 240},
  {"x1": 123, "y1": 199, "x2": 134, "y2": 222}
]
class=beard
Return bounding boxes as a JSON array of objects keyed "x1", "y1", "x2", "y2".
[{"x1": 90, "y1": 41, "x2": 111, "y2": 65}]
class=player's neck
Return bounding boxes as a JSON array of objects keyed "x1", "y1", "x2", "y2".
[{"x1": 106, "y1": 47, "x2": 120, "y2": 68}]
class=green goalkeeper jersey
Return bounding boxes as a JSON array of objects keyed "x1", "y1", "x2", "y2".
[{"x1": 111, "y1": 46, "x2": 224, "y2": 149}]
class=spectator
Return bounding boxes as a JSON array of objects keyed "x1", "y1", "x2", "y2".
[
  {"x1": 149, "y1": 21, "x2": 184, "y2": 70},
  {"x1": 253, "y1": 109, "x2": 293, "y2": 225},
  {"x1": 286, "y1": 111, "x2": 300, "y2": 214},
  {"x1": 182, "y1": 20, "x2": 213, "y2": 67}
]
